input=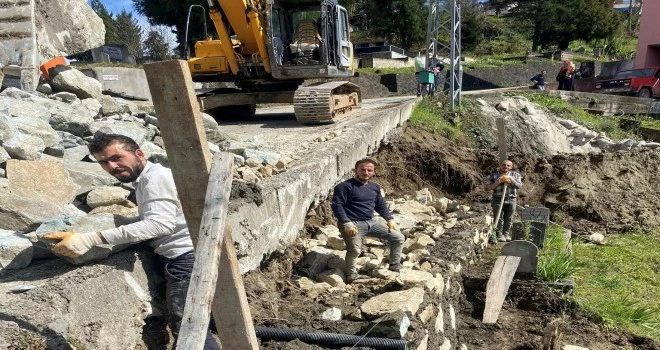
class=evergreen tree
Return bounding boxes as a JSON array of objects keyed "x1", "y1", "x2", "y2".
[
  {"x1": 143, "y1": 29, "x2": 170, "y2": 60},
  {"x1": 366, "y1": 0, "x2": 427, "y2": 50},
  {"x1": 90, "y1": 0, "x2": 117, "y2": 45},
  {"x1": 115, "y1": 10, "x2": 144, "y2": 59}
]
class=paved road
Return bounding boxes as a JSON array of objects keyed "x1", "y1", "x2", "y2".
[{"x1": 214, "y1": 96, "x2": 416, "y2": 156}]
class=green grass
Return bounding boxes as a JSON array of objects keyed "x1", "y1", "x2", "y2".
[
  {"x1": 572, "y1": 233, "x2": 660, "y2": 341},
  {"x1": 408, "y1": 96, "x2": 467, "y2": 143},
  {"x1": 537, "y1": 224, "x2": 581, "y2": 283}
]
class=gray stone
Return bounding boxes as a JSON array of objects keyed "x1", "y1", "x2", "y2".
[
  {"x1": 6, "y1": 159, "x2": 78, "y2": 206},
  {"x1": 43, "y1": 145, "x2": 65, "y2": 158},
  {"x1": 2, "y1": 133, "x2": 45, "y2": 160},
  {"x1": 434, "y1": 304, "x2": 444, "y2": 333},
  {"x1": 587, "y1": 232, "x2": 605, "y2": 245},
  {"x1": 240, "y1": 167, "x2": 260, "y2": 183},
  {"x1": 315, "y1": 225, "x2": 341, "y2": 241},
  {"x1": 201, "y1": 113, "x2": 219, "y2": 130},
  {"x1": 140, "y1": 141, "x2": 168, "y2": 167},
  {"x1": 317, "y1": 269, "x2": 345, "y2": 287},
  {"x1": 362, "y1": 310, "x2": 410, "y2": 339},
  {"x1": 35, "y1": 213, "x2": 135, "y2": 265},
  {"x1": 562, "y1": 346, "x2": 589, "y2": 350},
  {"x1": 495, "y1": 101, "x2": 510, "y2": 111},
  {"x1": 398, "y1": 269, "x2": 439, "y2": 291},
  {"x1": 360, "y1": 287, "x2": 425, "y2": 319},
  {"x1": 58, "y1": 131, "x2": 86, "y2": 149},
  {"x1": 81, "y1": 98, "x2": 102, "y2": 117},
  {"x1": 0, "y1": 146, "x2": 9, "y2": 164},
  {"x1": 36, "y1": 83, "x2": 53, "y2": 94},
  {"x1": 61, "y1": 159, "x2": 118, "y2": 196},
  {"x1": 50, "y1": 92, "x2": 79, "y2": 103},
  {"x1": 233, "y1": 154, "x2": 245, "y2": 166},
  {"x1": 418, "y1": 305, "x2": 435, "y2": 324},
  {"x1": 0, "y1": 249, "x2": 164, "y2": 350},
  {"x1": 243, "y1": 149, "x2": 281, "y2": 166},
  {"x1": 616, "y1": 139, "x2": 636, "y2": 151},
  {"x1": 641, "y1": 142, "x2": 660, "y2": 149},
  {"x1": 0, "y1": 230, "x2": 33, "y2": 270},
  {"x1": 63, "y1": 145, "x2": 91, "y2": 161},
  {"x1": 295, "y1": 277, "x2": 331, "y2": 298},
  {"x1": 0, "y1": 188, "x2": 65, "y2": 232},
  {"x1": 0, "y1": 96, "x2": 51, "y2": 120},
  {"x1": 326, "y1": 236, "x2": 346, "y2": 250},
  {"x1": 89, "y1": 204, "x2": 138, "y2": 218},
  {"x1": 100, "y1": 95, "x2": 125, "y2": 116},
  {"x1": 245, "y1": 157, "x2": 263, "y2": 168},
  {"x1": 144, "y1": 114, "x2": 159, "y2": 128},
  {"x1": 558, "y1": 119, "x2": 580, "y2": 129},
  {"x1": 449, "y1": 304, "x2": 456, "y2": 330},
  {"x1": 10, "y1": 116, "x2": 60, "y2": 147},
  {"x1": 321, "y1": 307, "x2": 342, "y2": 321},
  {"x1": 403, "y1": 234, "x2": 435, "y2": 253},
  {"x1": 50, "y1": 68, "x2": 102, "y2": 100},
  {"x1": 89, "y1": 120, "x2": 155, "y2": 146},
  {"x1": 501, "y1": 240, "x2": 539, "y2": 274},
  {"x1": 86, "y1": 186, "x2": 132, "y2": 209}
]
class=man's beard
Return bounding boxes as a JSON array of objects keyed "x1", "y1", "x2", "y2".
[{"x1": 112, "y1": 162, "x2": 144, "y2": 183}]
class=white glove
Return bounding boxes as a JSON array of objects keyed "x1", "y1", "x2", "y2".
[
  {"x1": 44, "y1": 231, "x2": 104, "y2": 258},
  {"x1": 343, "y1": 222, "x2": 358, "y2": 237}
]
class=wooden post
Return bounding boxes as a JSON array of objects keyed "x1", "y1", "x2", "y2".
[
  {"x1": 175, "y1": 153, "x2": 233, "y2": 350},
  {"x1": 497, "y1": 117, "x2": 506, "y2": 162},
  {"x1": 483, "y1": 255, "x2": 521, "y2": 324},
  {"x1": 144, "y1": 60, "x2": 259, "y2": 350}
]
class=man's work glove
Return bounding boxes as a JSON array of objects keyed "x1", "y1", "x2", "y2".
[
  {"x1": 386, "y1": 220, "x2": 397, "y2": 232},
  {"x1": 43, "y1": 231, "x2": 104, "y2": 258},
  {"x1": 499, "y1": 175, "x2": 511, "y2": 184},
  {"x1": 343, "y1": 222, "x2": 358, "y2": 237}
]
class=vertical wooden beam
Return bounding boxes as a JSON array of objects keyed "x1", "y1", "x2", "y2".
[
  {"x1": 176, "y1": 153, "x2": 233, "y2": 350},
  {"x1": 497, "y1": 117, "x2": 506, "y2": 162},
  {"x1": 144, "y1": 60, "x2": 259, "y2": 350}
]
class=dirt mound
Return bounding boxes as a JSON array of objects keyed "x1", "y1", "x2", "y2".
[{"x1": 376, "y1": 126, "x2": 660, "y2": 234}]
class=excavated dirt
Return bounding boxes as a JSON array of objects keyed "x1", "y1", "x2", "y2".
[{"x1": 239, "y1": 125, "x2": 659, "y2": 349}]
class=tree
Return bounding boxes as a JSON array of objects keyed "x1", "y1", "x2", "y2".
[
  {"x1": 488, "y1": 0, "x2": 622, "y2": 51},
  {"x1": 114, "y1": 10, "x2": 144, "y2": 59},
  {"x1": 133, "y1": 0, "x2": 207, "y2": 57},
  {"x1": 365, "y1": 0, "x2": 427, "y2": 50},
  {"x1": 90, "y1": 0, "x2": 117, "y2": 45},
  {"x1": 143, "y1": 29, "x2": 170, "y2": 60}
]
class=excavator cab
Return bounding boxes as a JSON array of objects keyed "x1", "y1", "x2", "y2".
[{"x1": 187, "y1": 0, "x2": 360, "y2": 124}]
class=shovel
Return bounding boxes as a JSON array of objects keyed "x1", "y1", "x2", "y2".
[{"x1": 491, "y1": 183, "x2": 508, "y2": 243}]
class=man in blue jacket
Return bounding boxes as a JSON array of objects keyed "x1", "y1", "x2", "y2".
[{"x1": 331, "y1": 158, "x2": 405, "y2": 283}]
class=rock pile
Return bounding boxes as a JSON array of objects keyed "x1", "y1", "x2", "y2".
[
  {"x1": 295, "y1": 188, "x2": 491, "y2": 349},
  {"x1": 477, "y1": 96, "x2": 660, "y2": 155},
  {"x1": 0, "y1": 67, "x2": 293, "y2": 270}
]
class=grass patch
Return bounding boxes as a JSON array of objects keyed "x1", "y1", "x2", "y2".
[
  {"x1": 537, "y1": 224, "x2": 580, "y2": 283},
  {"x1": 508, "y1": 91, "x2": 637, "y2": 140},
  {"x1": 572, "y1": 233, "x2": 660, "y2": 341},
  {"x1": 409, "y1": 96, "x2": 467, "y2": 143}
]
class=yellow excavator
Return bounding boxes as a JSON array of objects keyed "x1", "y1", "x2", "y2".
[{"x1": 186, "y1": 0, "x2": 361, "y2": 124}]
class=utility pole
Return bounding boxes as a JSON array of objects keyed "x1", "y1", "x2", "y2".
[{"x1": 425, "y1": 0, "x2": 462, "y2": 111}]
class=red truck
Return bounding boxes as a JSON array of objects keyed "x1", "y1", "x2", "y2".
[{"x1": 595, "y1": 67, "x2": 660, "y2": 98}]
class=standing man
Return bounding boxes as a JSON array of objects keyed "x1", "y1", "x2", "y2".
[
  {"x1": 484, "y1": 160, "x2": 522, "y2": 242},
  {"x1": 45, "y1": 133, "x2": 221, "y2": 350},
  {"x1": 331, "y1": 158, "x2": 405, "y2": 283}
]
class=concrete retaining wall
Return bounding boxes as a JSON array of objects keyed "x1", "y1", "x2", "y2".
[
  {"x1": 360, "y1": 57, "x2": 415, "y2": 69},
  {"x1": 230, "y1": 99, "x2": 417, "y2": 273}
]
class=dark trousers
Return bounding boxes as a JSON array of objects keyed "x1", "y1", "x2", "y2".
[
  {"x1": 164, "y1": 251, "x2": 221, "y2": 350},
  {"x1": 491, "y1": 199, "x2": 516, "y2": 236}
]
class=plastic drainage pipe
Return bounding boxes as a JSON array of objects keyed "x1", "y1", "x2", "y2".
[{"x1": 255, "y1": 326, "x2": 408, "y2": 350}]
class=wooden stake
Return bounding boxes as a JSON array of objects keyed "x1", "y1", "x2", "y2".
[
  {"x1": 144, "y1": 60, "x2": 259, "y2": 350},
  {"x1": 175, "y1": 153, "x2": 233, "y2": 350},
  {"x1": 497, "y1": 117, "x2": 506, "y2": 162}
]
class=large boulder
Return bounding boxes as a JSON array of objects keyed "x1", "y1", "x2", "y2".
[
  {"x1": 6, "y1": 159, "x2": 79, "y2": 206},
  {"x1": 34, "y1": 0, "x2": 105, "y2": 58},
  {"x1": 50, "y1": 67, "x2": 103, "y2": 100}
]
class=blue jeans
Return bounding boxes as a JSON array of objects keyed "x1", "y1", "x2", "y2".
[
  {"x1": 340, "y1": 219, "x2": 405, "y2": 275},
  {"x1": 164, "y1": 251, "x2": 221, "y2": 350}
]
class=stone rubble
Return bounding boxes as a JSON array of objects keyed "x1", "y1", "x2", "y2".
[{"x1": 0, "y1": 66, "x2": 297, "y2": 269}]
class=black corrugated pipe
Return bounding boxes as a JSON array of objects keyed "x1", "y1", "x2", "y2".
[{"x1": 255, "y1": 326, "x2": 408, "y2": 350}]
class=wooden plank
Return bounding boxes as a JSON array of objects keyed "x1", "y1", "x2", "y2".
[
  {"x1": 482, "y1": 255, "x2": 521, "y2": 324},
  {"x1": 144, "y1": 60, "x2": 259, "y2": 350},
  {"x1": 143, "y1": 60, "x2": 212, "y2": 248},
  {"x1": 176, "y1": 153, "x2": 234, "y2": 350},
  {"x1": 497, "y1": 117, "x2": 506, "y2": 162}
]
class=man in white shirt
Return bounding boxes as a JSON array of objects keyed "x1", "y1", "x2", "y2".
[{"x1": 45, "y1": 133, "x2": 221, "y2": 350}]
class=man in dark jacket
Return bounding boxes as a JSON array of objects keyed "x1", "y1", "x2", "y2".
[
  {"x1": 531, "y1": 70, "x2": 546, "y2": 90},
  {"x1": 331, "y1": 158, "x2": 405, "y2": 283},
  {"x1": 484, "y1": 160, "x2": 523, "y2": 242}
]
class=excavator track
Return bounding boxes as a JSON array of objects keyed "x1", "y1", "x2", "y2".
[{"x1": 293, "y1": 81, "x2": 361, "y2": 124}]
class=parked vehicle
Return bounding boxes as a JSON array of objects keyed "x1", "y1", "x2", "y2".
[{"x1": 594, "y1": 67, "x2": 660, "y2": 98}]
